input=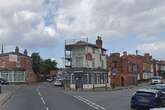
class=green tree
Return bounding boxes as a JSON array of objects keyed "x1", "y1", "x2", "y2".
[
  {"x1": 31, "y1": 52, "x2": 41, "y2": 74},
  {"x1": 40, "y1": 59, "x2": 57, "y2": 75},
  {"x1": 31, "y1": 52, "x2": 58, "y2": 75}
]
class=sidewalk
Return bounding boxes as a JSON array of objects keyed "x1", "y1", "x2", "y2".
[
  {"x1": 66, "y1": 82, "x2": 150, "y2": 92},
  {"x1": 0, "y1": 85, "x2": 24, "y2": 107}
]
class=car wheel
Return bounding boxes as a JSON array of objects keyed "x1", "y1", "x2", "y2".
[{"x1": 131, "y1": 104, "x2": 136, "y2": 109}]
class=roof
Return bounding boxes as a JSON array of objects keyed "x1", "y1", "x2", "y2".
[
  {"x1": 137, "y1": 89, "x2": 159, "y2": 94},
  {"x1": 0, "y1": 67, "x2": 26, "y2": 71},
  {"x1": 0, "y1": 52, "x2": 30, "y2": 58},
  {"x1": 65, "y1": 41, "x2": 107, "y2": 51}
]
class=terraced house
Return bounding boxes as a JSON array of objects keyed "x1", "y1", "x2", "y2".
[
  {"x1": 108, "y1": 52, "x2": 154, "y2": 87},
  {"x1": 0, "y1": 46, "x2": 37, "y2": 83}
]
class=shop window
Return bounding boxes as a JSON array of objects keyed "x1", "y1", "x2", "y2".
[{"x1": 1, "y1": 72, "x2": 8, "y2": 81}]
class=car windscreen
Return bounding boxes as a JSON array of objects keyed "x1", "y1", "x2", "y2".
[
  {"x1": 135, "y1": 91, "x2": 156, "y2": 97},
  {"x1": 152, "y1": 78, "x2": 161, "y2": 80},
  {"x1": 150, "y1": 85, "x2": 165, "y2": 90}
]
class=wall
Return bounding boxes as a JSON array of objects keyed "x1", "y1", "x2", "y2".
[{"x1": 71, "y1": 46, "x2": 107, "y2": 69}]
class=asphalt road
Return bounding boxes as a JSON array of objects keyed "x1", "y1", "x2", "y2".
[
  {"x1": 1, "y1": 82, "x2": 150, "y2": 110},
  {"x1": 67, "y1": 88, "x2": 137, "y2": 110},
  {"x1": 2, "y1": 83, "x2": 96, "y2": 110}
]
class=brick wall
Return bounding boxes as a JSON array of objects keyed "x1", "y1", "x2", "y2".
[{"x1": 107, "y1": 52, "x2": 153, "y2": 87}]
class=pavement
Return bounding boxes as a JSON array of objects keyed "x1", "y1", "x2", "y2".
[
  {"x1": 0, "y1": 85, "x2": 24, "y2": 109},
  {"x1": 0, "y1": 82, "x2": 151, "y2": 110}
]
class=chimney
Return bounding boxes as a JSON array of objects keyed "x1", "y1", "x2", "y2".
[
  {"x1": 15, "y1": 46, "x2": 19, "y2": 54},
  {"x1": 1, "y1": 44, "x2": 4, "y2": 54},
  {"x1": 136, "y1": 50, "x2": 138, "y2": 55},
  {"x1": 96, "y1": 36, "x2": 102, "y2": 48},
  {"x1": 24, "y1": 49, "x2": 28, "y2": 56},
  {"x1": 144, "y1": 53, "x2": 152, "y2": 60},
  {"x1": 123, "y1": 51, "x2": 127, "y2": 56}
]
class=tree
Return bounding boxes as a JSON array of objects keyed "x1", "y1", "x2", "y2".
[
  {"x1": 31, "y1": 52, "x2": 58, "y2": 75},
  {"x1": 31, "y1": 52, "x2": 41, "y2": 74},
  {"x1": 40, "y1": 59, "x2": 57, "y2": 75}
]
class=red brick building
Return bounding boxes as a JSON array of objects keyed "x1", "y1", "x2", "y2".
[
  {"x1": 153, "y1": 60, "x2": 165, "y2": 78},
  {"x1": 107, "y1": 52, "x2": 153, "y2": 87},
  {"x1": 0, "y1": 46, "x2": 37, "y2": 83}
]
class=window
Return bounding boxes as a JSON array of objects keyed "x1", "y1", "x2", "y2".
[
  {"x1": 92, "y1": 58, "x2": 95, "y2": 68},
  {"x1": 133, "y1": 64, "x2": 138, "y2": 73},
  {"x1": 101, "y1": 60, "x2": 104, "y2": 68},
  {"x1": 14, "y1": 71, "x2": 25, "y2": 82},
  {"x1": 75, "y1": 56, "x2": 83, "y2": 67},
  {"x1": 1, "y1": 72, "x2": 8, "y2": 81},
  {"x1": 128, "y1": 64, "x2": 132, "y2": 73}
]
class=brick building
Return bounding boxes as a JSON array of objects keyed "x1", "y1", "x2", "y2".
[
  {"x1": 108, "y1": 52, "x2": 154, "y2": 87},
  {"x1": 0, "y1": 46, "x2": 37, "y2": 83},
  {"x1": 153, "y1": 60, "x2": 165, "y2": 78}
]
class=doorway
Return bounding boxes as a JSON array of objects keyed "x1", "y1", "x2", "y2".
[{"x1": 121, "y1": 77, "x2": 124, "y2": 87}]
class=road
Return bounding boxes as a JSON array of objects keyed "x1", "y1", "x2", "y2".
[
  {"x1": 1, "y1": 82, "x2": 145, "y2": 110},
  {"x1": 2, "y1": 83, "x2": 96, "y2": 110}
]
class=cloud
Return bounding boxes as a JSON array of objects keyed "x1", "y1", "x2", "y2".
[
  {"x1": 137, "y1": 42, "x2": 165, "y2": 52},
  {"x1": 0, "y1": 0, "x2": 58, "y2": 48},
  {"x1": 0, "y1": 0, "x2": 165, "y2": 52}
]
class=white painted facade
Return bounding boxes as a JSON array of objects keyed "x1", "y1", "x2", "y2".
[{"x1": 71, "y1": 46, "x2": 107, "y2": 69}]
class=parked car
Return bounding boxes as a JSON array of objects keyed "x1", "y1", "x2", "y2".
[
  {"x1": 131, "y1": 89, "x2": 165, "y2": 109},
  {"x1": 0, "y1": 78, "x2": 9, "y2": 85},
  {"x1": 46, "y1": 77, "x2": 54, "y2": 82},
  {"x1": 150, "y1": 84, "x2": 165, "y2": 92},
  {"x1": 150, "y1": 108, "x2": 165, "y2": 110},
  {"x1": 151, "y1": 76, "x2": 163, "y2": 85},
  {"x1": 54, "y1": 79, "x2": 63, "y2": 86}
]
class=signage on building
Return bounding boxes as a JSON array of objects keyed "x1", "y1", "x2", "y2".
[
  {"x1": 86, "y1": 53, "x2": 92, "y2": 61},
  {"x1": 9, "y1": 54, "x2": 18, "y2": 62}
]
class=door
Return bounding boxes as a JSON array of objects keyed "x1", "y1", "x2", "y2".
[
  {"x1": 121, "y1": 77, "x2": 124, "y2": 86},
  {"x1": 75, "y1": 77, "x2": 83, "y2": 89}
]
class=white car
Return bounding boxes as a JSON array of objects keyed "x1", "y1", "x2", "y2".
[
  {"x1": 151, "y1": 76, "x2": 163, "y2": 85},
  {"x1": 54, "y1": 79, "x2": 63, "y2": 86}
]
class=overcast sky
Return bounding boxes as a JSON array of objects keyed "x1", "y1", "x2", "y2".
[{"x1": 0, "y1": 0, "x2": 165, "y2": 67}]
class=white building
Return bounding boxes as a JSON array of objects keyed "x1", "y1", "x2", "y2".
[{"x1": 65, "y1": 37, "x2": 108, "y2": 89}]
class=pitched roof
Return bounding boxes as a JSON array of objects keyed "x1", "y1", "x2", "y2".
[
  {"x1": 66, "y1": 41, "x2": 107, "y2": 51},
  {"x1": 0, "y1": 51, "x2": 30, "y2": 58}
]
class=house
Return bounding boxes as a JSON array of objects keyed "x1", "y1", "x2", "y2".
[
  {"x1": 0, "y1": 46, "x2": 37, "y2": 83},
  {"x1": 65, "y1": 36, "x2": 108, "y2": 89},
  {"x1": 153, "y1": 60, "x2": 165, "y2": 78},
  {"x1": 107, "y1": 52, "x2": 154, "y2": 87}
]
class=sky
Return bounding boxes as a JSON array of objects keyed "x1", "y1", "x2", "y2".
[{"x1": 0, "y1": 0, "x2": 165, "y2": 67}]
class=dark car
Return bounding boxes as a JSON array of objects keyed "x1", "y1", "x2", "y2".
[
  {"x1": 0, "y1": 78, "x2": 9, "y2": 85},
  {"x1": 150, "y1": 84, "x2": 165, "y2": 92},
  {"x1": 131, "y1": 89, "x2": 164, "y2": 109}
]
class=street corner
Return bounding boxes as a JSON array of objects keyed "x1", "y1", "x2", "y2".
[
  {"x1": 0, "y1": 91, "x2": 12, "y2": 106},
  {"x1": 0, "y1": 84, "x2": 24, "y2": 106}
]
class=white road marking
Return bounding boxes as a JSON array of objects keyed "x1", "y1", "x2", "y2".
[
  {"x1": 41, "y1": 97, "x2": 46, "y2": 105},
  {"x1": 74, "y1": 96, "x2": 99, "y2": 109},
  {"x1": 38, "y1": 92, "x2": 41, "y2": 96},
  {"x1": 36, "y1": 87, "x2": 50, "y2": 110},
  {"x1": 46, "y1": 107, "x2": 49, "y2": 110},
  {"x1": 74, "y1": 96, "x2": 106, "y2": 110},
  {"x1": 79, "y1": 96, "x2": 106, "y2": 110}
]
